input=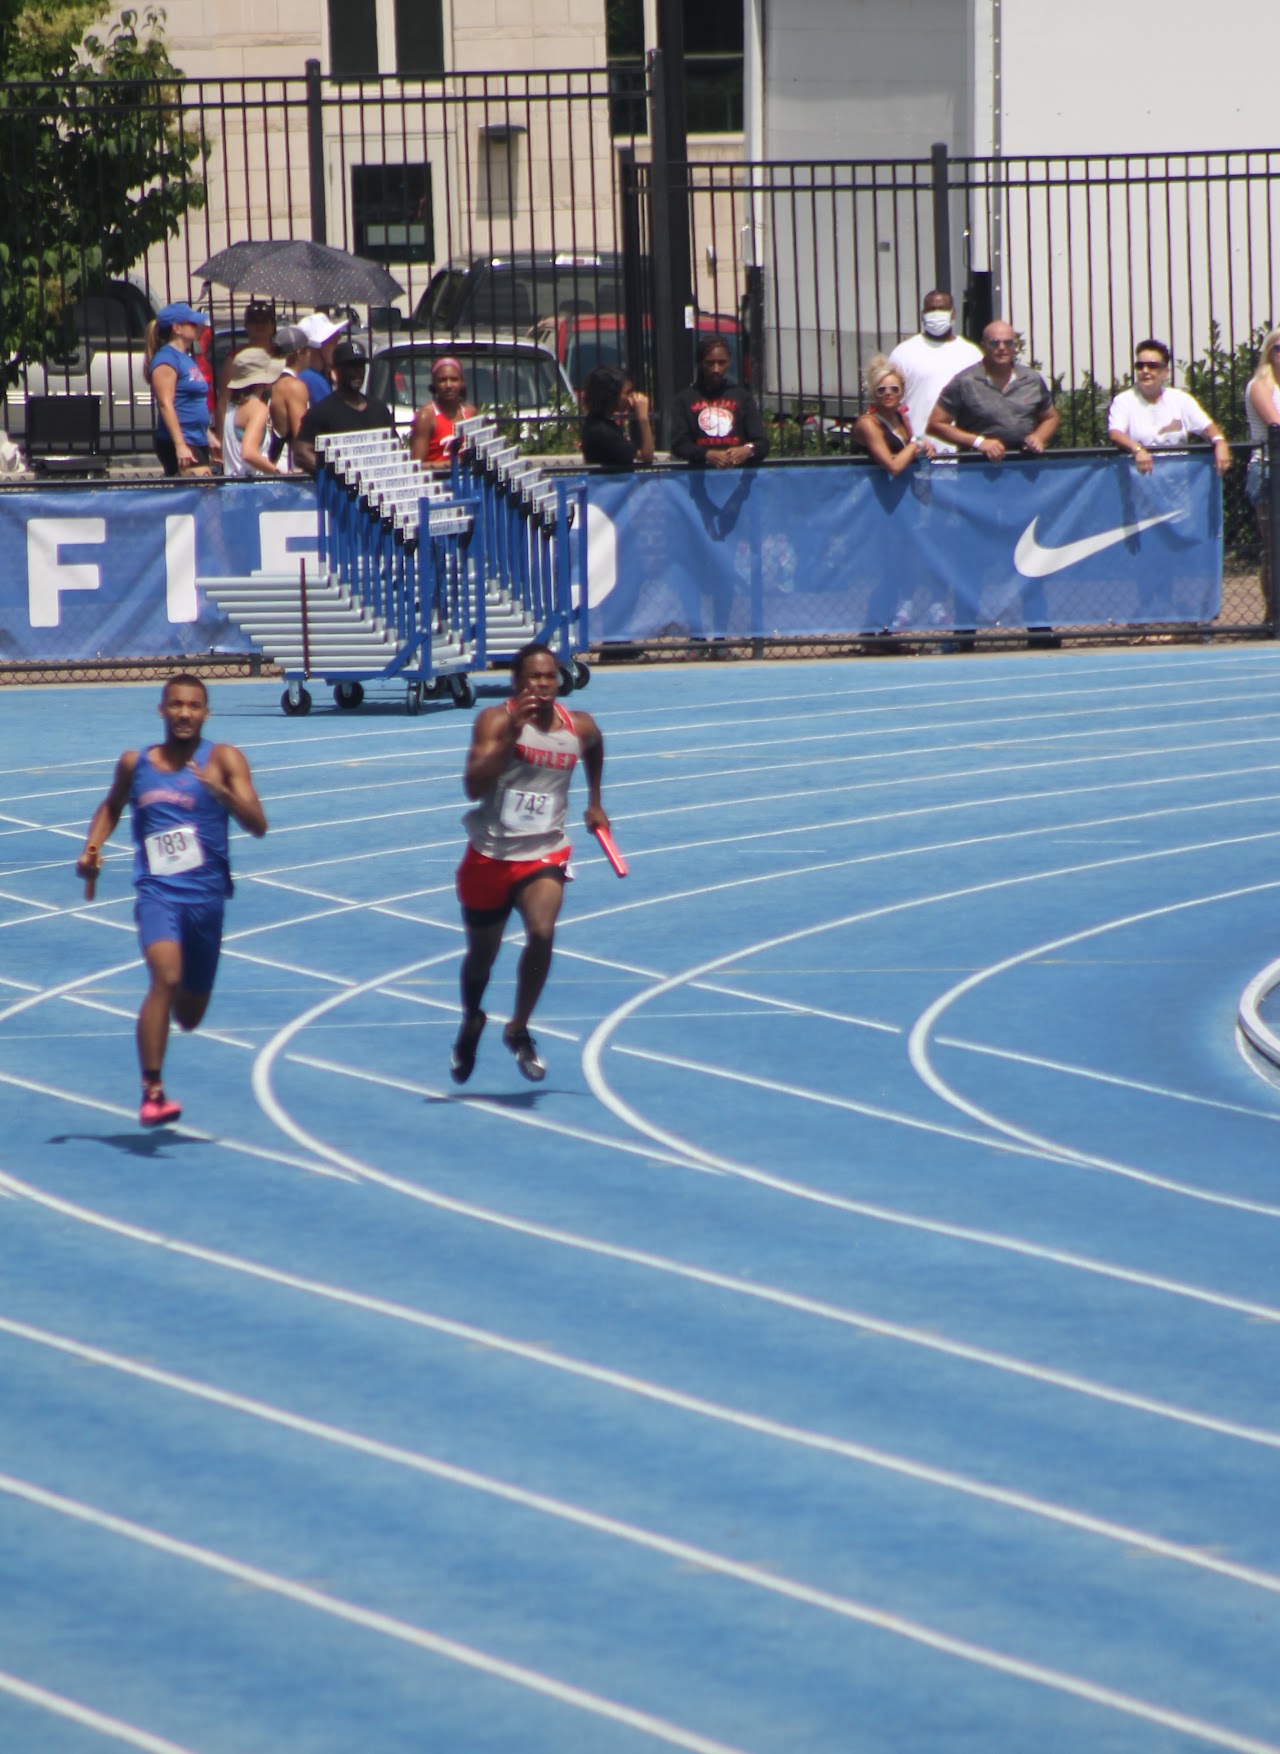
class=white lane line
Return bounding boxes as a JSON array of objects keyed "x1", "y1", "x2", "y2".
[
  {"x1": 4, "y1": 1167, "x2": 1276, "y2": 1451},
  {"x1": 9, "y1": 1319, "x2": 1276, "y2": 1606},
  {"x1": 0, "y1": 1669, "x2": 203, "y2": 1754},
  {"x1": 2, "y1": 1470, "x2": 1275, "y2": 1754},
  {"x1": 907, "y1": 877, "x2": 1280, "y2": 1179},
  {"x1": 580, "y1": 831, "x2": 1280, "y2": 1190},
  {"x1": 611, "y1": 1040, "x2": 1280, "y2": 1226},
  {"x1": 937, "y1": 1035, "x2": 1280, "y2": 1125},
  {"x1": 250, "y1": 946, "x2": 1280, "y2": 1316},
  {"x1": 0, "y1": 1071, "x2": 355, "y2": 1182},
  {"x1": 0, "y1": 1474, "x2": 757, "y2": 1754}
]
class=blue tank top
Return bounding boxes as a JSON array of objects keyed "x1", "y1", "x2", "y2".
[
  {"x1": 130, "y1": 738, "x2": 233, "y2": 900},
  {"x1": 300, "y1": 367, "x2": 332, "y2": 404},
  {"x1": 151, "y1": 344, "x2": 210, "y2": 446}
]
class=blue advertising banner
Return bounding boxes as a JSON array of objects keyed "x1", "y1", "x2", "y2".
[
  {"x1": 0, "y1": 480, "x2": 317, "y2": 663},
  {"x1": 0, "y1": 454, "x2": 1223, "y2": 662},
  {"x1": 578, "y1": 452, "x2": 1223, "y2": 641}
]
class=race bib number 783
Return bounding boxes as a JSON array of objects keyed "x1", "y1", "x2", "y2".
[{"x1": 145, "y1": 824, "x2": 204, "y2": 877}]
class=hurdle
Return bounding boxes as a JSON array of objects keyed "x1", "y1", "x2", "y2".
[{"x1": 452, "y1": 416, "x2": 590, "y2": 692}]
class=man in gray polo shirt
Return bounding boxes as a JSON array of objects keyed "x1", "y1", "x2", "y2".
[
  {"x1": 928, "y1": 320, "x2": 1062, "y2": 646},
  {"x1": 928, "y1": 320, "x2": 1059, "y2": 458}
]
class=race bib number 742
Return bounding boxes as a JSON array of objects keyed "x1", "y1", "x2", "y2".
[{"x1": 499, "y1": 789, "x2": 553, "y2": 835}]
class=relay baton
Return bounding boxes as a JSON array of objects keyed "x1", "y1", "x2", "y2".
[
  {"x1": 592, "y1": 823, "x2": 628, "y2": 878},
  {"x1": 83, "y1": 844, "x2": 99, "y2": 901}
]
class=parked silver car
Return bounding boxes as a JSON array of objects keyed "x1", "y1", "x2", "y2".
[
  {"x1": 366, "y1": 334, "x2": 576, "y2": 443},
  {"x1": 3, "y1": 277, "x2": 160, "y2": 455}
]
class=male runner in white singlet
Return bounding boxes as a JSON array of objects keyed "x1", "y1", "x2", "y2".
[{"x1": 452, "y1": 643, "x2": 608, "y2": 1083}]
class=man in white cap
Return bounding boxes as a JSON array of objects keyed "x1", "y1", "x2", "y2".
[{"x1": 298, "y1": 311, "x2": 349, "y2": 403}]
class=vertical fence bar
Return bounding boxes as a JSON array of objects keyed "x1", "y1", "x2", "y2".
[{"x1": 306, "y1": 58, "x2": 327, "y2": 244}]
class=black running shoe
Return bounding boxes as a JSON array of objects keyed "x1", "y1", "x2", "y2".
[
  {"x1": 450, "y1": 1010, "x2": 486, "y2": 1084},
  {"x1": 503, "y1": 1026, "x2": 546, "y2": 1082}
]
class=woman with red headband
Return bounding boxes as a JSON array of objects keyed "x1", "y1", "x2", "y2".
[{"x1": 409, "y1": 357, "x2": 478, "y2": 469}]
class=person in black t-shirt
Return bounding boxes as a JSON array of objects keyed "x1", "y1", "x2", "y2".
[
  {"x1": 293, "y1": 340, "x2": 394, "y2": 476},
  {"x1": 579, "y1": 365, "x2": 654, "y2": 468},
  {"x1": 668, "y1": 334, "x2": 768, "y2": 469}
]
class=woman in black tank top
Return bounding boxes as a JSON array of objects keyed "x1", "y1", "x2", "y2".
[{"x1": 853, "y1": 355, "x2": 935, "y2": 475}]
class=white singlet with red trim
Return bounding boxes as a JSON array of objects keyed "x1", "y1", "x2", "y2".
[{"x1": 463, "y1": 700, "x2": 581, "y2": 861}]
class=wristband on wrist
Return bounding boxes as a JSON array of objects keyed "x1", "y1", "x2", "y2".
[{"x1": 971, "y1": 434, "x2": 984, "y2": 451}]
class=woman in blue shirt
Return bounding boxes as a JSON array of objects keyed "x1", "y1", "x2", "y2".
[{"x1": 150, "y1": 301, "x2": 214, "y2": 475}]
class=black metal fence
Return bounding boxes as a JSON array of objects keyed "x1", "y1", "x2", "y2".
[
  {"x1": 1, "y1": 60, "x2": 1277, "y2": 640},
  {"x1": 630, "y1": 147, "x2": 1280, "y2": 438}
]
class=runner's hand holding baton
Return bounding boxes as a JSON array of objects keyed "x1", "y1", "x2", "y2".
[
  {"x1": 79, "y1": 843, "x2": 102, "y2": 900},
  {"x1": 592, "y1": 823, "x2": 628, "y2": 878}
]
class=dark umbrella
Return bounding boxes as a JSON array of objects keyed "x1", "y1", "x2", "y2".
[{"x1": 194, "y1": 239, "x2": 404, "y2": 306}]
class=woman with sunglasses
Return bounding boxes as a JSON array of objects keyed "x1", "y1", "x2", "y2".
[
  {"x1": 1108, "y1": 340, "x2": 1231, "y2": 476},
  {"x1": 852, "y1": 355, "x2": 936, "y2": 473}
]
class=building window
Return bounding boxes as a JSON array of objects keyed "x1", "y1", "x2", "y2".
[
  {"x1": 606, "y1": 0, "x2": 647, "y2": 139},
  {"x1": 685, "y1": 0, "x2": 743, "y2": 134},
  {"x1": 395, "y1": 0, "x2": 443, "y2": 77},
  {"x1": 328, "y1": 0, "x2": 379, "y2": 81},
  {"x1": 351, "y1": 164, "x2": 434, "y2": 263},
  {"x1": 605, "y1": 0, "x2": 744, "y2": 138},
  {"x1": 477, "y1": 126, "x2": 522, "y2": 222},
  {"x1": 328, "y1": 0, "x2": 444, "y2": 79}
]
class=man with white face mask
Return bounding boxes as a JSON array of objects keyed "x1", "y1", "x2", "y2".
[{"x1": 888, "y1": 291, "x2": 982, "y2": 452}]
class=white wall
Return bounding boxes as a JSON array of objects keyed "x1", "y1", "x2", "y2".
[
  {"x1": 762, "y1": 0, "x2": 974, "y2": 162},
  {"x1": 1000, "y1": 1, "x2": 1269, "y2": 155}
]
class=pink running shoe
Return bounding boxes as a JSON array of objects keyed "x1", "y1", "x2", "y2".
[{"x1": 140, "y1": 1087, "x2": 182, "y2": 1128}]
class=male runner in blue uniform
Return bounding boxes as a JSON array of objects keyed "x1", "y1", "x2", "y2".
[{"x1": 76, "y1": 675, "x2": 268, "y2": 1127}]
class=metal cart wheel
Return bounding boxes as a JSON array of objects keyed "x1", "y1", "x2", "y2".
[
  {"x1": 571, "y1": 658, "x2": 591, "y2": 689},
  {"x1": 447, "y1": 673, "x2": 475, "y2": 709},
  {"x1": 281, "y1": 683, "x2": 312, "y2": 717},
  {"x1": 557, "y1": 663, "x2": 575, "y2": 696},
  {"x1": 334, "y1": 681, "x2": 365, "y2": 709}
]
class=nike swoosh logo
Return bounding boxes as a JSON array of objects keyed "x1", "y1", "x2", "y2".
[{"x1": 1014, "y1": 511, "x2": 1182, "y2": 577}]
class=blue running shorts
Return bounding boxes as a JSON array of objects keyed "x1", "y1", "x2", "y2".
[{"x1": 134, "y1": 893, "x2": 226, "y2": 996}]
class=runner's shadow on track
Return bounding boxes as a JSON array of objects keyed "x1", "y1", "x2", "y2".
[
  {"x1": 425, "y1": 1089, "x2": 569, "y2": 1110},
  {"x1": 49, "y1": 1130, "x2": 204, "y2": 1163}
]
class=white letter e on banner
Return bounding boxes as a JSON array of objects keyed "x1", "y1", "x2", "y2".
[{"x1": 27, "y1": 518, "x2": 106, "y2": 627}]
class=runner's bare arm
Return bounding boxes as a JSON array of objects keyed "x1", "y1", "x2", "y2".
[
  {"x1": 463, "y1": 705, "x2": 523, "y2": 800},
  {"x1": 190, "y1": 745, "x2": 268, "y2": 836},
  {"x1": 573, "y1": 712, "x2": 608, "y2": 832},
  {"x1": 76, "y1": 750, "x2": 137, "y2": 880}
]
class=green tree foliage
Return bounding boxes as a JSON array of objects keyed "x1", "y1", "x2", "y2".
[{"x1": 0, "y1": 3, "x2": 207, "y2": 382}]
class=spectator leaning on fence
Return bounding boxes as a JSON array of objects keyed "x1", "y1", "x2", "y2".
[
  {"x1": 930, "y1": 320, "x2": 1061, "y2": 648},
  {"x1": 888, "y1": 290, "x2": 981, "y2": 451},
  {"x1": 1108, "y1": 340, "x2": 1231, "y2": 476},
  {"x1": 579, "y1": 364, "x2": 654, "y2": 469},
  {"x1": 852, "y1": 356, "x2": 935, "y2": 475},
  {"x1": 928, "y1": 321, "x2": 1060, "y2": 460},
  {"x1": 668, "y1": 334, "x2": 768, "y2": 469}
]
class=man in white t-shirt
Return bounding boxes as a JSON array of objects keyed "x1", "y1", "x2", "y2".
[
  {"x1": 1107, "y1": 339, "x2": 1231, "y2": 475},
  {"x1": 888, "y1": 290, "x2": 982, "y2": 450}
]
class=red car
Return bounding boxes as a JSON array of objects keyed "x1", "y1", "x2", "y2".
[{"x1": 535, "y1": 311, "x2": 746, "y2": 394}]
